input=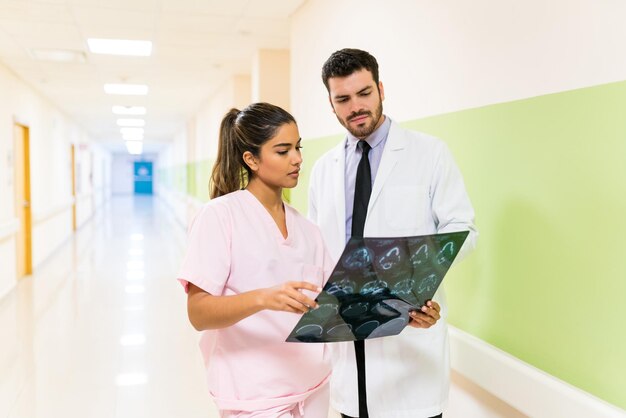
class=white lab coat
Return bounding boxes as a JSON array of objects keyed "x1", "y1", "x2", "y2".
[{"x1": 308, "y1": 121, "x2": 478, "y2": 418}]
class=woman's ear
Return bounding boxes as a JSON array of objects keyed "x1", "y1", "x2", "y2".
[{"x1": 242, "y1": 151, "x2": 259, "y2": 172}]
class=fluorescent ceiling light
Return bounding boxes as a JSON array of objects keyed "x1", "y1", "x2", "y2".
[
  {"x1": 29, "y1": 48, "x2": 86, "y2": 63},
  {"x1": 120, "y1": 128, "x2": 144, "y2": 136},
  {"x1": 123, "y1": 134, "x2": 143, "y2": 141},
  {"x1": 125, "y1": 140, "x2": 143, "y2": 155},
  {"x1": 120, "y1": 334, "x2": 146, "y2": 347},
  {"x1": 88, "y1": 38, "x2": 152, "y2": 56},
  {"x1": 126, "y1": 270, "x2": 145, "y2": 281},
  {"x1": 116, "y1": 373, "x2": 148, "y2": 386},
  {"x1": 126, "y1": 260, "x2": 144, "y2": 270},
  {"x1": 124, "y1": 284, "x2": 145, "y2": 294},
  {"x1": 117, "y1": 118, "x2": 145, "y2": 127},
  {"x1": 104, "y1": 84, "x2": 148, "y2": 95},
  {"x1": 112, "y1": 106, "x2": 146, "y2": 115}
]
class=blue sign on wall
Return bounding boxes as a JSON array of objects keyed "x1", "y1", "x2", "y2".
[{"x1": 134, "y1": 161, "x2": 153, "y2": 194}]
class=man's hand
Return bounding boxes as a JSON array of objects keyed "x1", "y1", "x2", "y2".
[{"x1": 407, "y1": 300, "x2": 440, "y2": 328}]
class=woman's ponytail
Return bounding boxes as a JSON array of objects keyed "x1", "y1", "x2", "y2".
[
  {"x1": 209, "y1": 103, "x2": 296, "y2": 199},
  {"x1": 210, "y1": 109, "x2": 246, "y2": 199}
]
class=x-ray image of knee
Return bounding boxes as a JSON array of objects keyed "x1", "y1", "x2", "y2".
[
  {"x1": 418, "y1": 274, "x2": 439, "y2": 294},
  {"x1": 437, "y1": 241, "x2": 455, "y2": 265},
  {"x1": 377, "y1": 246, "x2": 401, "y2": 270},
  {"x1": 343, "y1": 246, "x2": 373, "y2": 269},
  {"x1": 410, "y1": 244, "x2": 429, "y2": 266},
  {"x1": 286, "y1": 230, "x2": 469, "y2": 343},
  {"x1": 360, "y1": 280, "x2": 388, "y2": 296}
]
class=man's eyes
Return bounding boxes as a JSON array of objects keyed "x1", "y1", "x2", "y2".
[{"x1": 336, "y1": 92, "x2": 370, "y2": 103}]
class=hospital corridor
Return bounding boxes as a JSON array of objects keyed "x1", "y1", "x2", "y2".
[
  {"x1": 1, "y1": 195, "x2": 528, "y2": 418},
  {"x1": 1, "y1": 1, "x2": 626, "y2": 418}
]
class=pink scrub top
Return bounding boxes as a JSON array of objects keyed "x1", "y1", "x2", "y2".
[{"x1": 178, "y1": 190, "x2": 334, "y2": 412}]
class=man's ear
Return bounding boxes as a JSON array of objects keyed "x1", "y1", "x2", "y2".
[
  {"x1": 378, "y1": 81, "x2": 385, "y2": 102},
  {"x1": 242, "y1": 151, "x2": 258, "y2": 172},
  {"x1": 328, "y1": 96, "x2": 336, "y2": 114}
]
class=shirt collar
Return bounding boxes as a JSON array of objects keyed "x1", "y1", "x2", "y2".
[{"x1": 346, "y1": 115, "x2": 391, "y2": 150}]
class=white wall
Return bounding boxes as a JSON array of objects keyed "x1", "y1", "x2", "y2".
[
  {"x1": 291, "y1": 0, "x2": 626, "y2": 138},
  {"x1": 0, "y1": 61, "x2": 110, "y2": 299},
  {"x1": 156, "y1": 74, "x2": 252, "y2": 228}
]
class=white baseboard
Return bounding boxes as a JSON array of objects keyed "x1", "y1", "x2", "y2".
[{"x1": 449, "y1": 326, "x2": 626, "y2": 418}]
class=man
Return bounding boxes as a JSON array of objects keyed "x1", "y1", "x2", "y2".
[{"x1": 308, "y1": 48, "x2": 478, "y2": 418}]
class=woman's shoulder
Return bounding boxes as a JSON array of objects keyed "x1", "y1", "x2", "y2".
[{"x1": 194, "y1": 190, "x2": 246, "y2": 223}]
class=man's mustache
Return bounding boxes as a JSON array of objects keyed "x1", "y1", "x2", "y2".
[{"x1": 347, "y1": 111, "x2": 371, "y2": 121}]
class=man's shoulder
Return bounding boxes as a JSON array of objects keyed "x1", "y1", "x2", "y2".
[
  {"x1": 310, "y1": 138, "x2": 344, "y2": 172},
  {"x1": 391, "y1": 122, "x2": 443, "y2": 146},
  {"x1": 388, "y1": 122, "x2": 448, "y2": 158}
]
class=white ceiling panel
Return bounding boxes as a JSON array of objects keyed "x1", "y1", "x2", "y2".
[
  {"x1": 0, "y1": 1, "x2": 75, "y2": 24},
  {"x1": 160, "y1": 0, "x2": 248, "y2": 16},
  {"x1": 158, "y1": 14, "x2": 237, "y2": 34},
  {"x1": 0, "y1": 0, "x2": 298, "y2": 147},
  {"x1": 79, "y1": 25, "x2": 155, "y2": 41},
  {"x1": 236, "y1": 17, "x2": 290, "y2": 37},
  {"x1": 244, "y1": 0, "x2": 306, "y2": 19},
  {"x1": 67, "y1": 0, "x2": 159, "y2": 12},
  {"x1": 71, "y1": 6, "x2": 158, "y2": 30}
]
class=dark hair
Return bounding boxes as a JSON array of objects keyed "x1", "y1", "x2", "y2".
[
  {"x1": 321, "y1": 48, "x2": 380, "y2": 92},
  {"x1": 210, "y1": 102, "x2": 296, "y2": 199}
]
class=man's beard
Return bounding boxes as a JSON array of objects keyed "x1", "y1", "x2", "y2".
[{"x1": 338, "y1": 99, "x2": 384, "y2": 139}]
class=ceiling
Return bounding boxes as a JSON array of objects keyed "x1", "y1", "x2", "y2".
[{"x1": 0, "y1": 0, "x2": 306, "y2": 153}]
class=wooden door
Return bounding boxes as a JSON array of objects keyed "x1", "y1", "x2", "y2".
[{"x1": 14, "y1": 124, "x2": 32, "y2": 277}]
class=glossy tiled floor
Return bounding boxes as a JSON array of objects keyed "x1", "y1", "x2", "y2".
[
  {"x1": 2, "y1": 197, "x2": 212, "y2": 418},
  {"x1": 1, "y1": 196, "x2": 525, "y2": 418}
]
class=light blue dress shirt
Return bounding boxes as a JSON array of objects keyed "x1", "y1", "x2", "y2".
[{"x1": 344, "y1": 115, "x2": 392, "y2": 243}]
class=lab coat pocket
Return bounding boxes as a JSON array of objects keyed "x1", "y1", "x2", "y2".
[{"x1": 384, "y1": 184, "x2": 430, "y2": 231}]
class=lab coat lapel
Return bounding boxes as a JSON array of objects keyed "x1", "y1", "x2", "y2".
[
  {"x1": 330, "y1": 140, "x2": 347, "y2": 241},
  {"x1": 368, "y1": 123, "x2": 406, "y2": 211}
]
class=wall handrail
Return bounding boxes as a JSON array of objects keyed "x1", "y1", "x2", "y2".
[
  {"x1": 0, "y1": 218, "x2": 19, "y2": 243},
  {"x1": 32, "y1": 199, "x2": 74, "y2": 226}
]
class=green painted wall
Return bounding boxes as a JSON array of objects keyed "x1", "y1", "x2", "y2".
[
  {"x1": 290, "y1": 80, "x2": 626, "y2": 409},
  {"x1": 157, "y1": 80, "x2": 626, "y2": 408}
]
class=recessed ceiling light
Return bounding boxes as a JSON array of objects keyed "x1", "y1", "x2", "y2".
[
  {"x1": 117, "y1": 118, "x2": 145, "y2": 127},
  {"x1": 120, "y1": 334, "x2": 146, "y2": 347},
  {"x1": 29, "y1": 48, "x2": 86, "y2": 63},
  {"x1": 120, "y1": 127, "x2": 144, "y2": 136},
  {"x1": 125, "y1": 140, "x2": 143, "y2": 155},
  {"x1": 104, "y1": 84, "x2": 148, "y2": 95},
  {"x1": 113, "y1": 106, "x2": 146, "y2": 115},
  {"x1": 116, "y1": 373, "x2": 148, "y2": 386},
  {"x1": 88, "y1": 38, "x2": 152, "y2": 56},
  {"x1": 123, "y1": 134, "x2": 143, "y2": 141}
]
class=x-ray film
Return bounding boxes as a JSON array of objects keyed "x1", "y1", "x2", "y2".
[{"x1": 286, "y1": 230, "x2": 469, "y2": 343}]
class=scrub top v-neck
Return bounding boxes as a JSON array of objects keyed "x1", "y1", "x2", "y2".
[
  {"x1": 241, "y1": 189, "x2": 293, "y2": 244},
  {"x1": 177, "y1": 189, "x2": 334, "y2": 412}
]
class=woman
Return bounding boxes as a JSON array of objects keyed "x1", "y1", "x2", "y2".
[{"x1": 178, "y1": 103, "x2": 333, "y2": 417}]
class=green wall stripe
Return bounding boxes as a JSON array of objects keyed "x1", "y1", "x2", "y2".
[
  {"x1": 290, "y1": 80, "x2": 626, "y2": 409},
  {"x1": 156, "y1": 80, "x2": 626, "y2": 408}
]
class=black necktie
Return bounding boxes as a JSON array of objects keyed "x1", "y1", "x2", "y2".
[
  {"x1": 352, "y1": 141, "x2": 372, "y2": 238},
  {"x1": 351, "y1": 140, "x2": 371, "y2": 418}
]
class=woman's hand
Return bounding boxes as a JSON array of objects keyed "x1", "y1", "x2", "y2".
[
  {"x1": 407, "y1": 300, "x2": 441, "y2": 328},
  {"x1": 257, "y1": 281, "x2": 321, "y2": 314}
]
